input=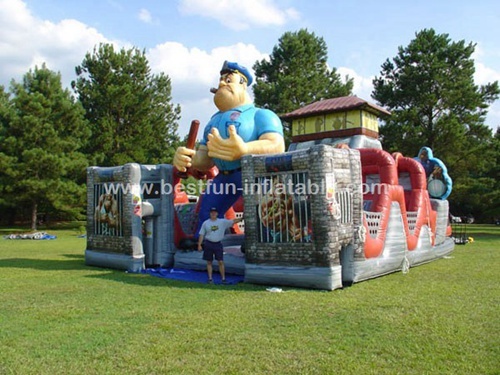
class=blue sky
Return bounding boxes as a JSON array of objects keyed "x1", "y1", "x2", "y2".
[{"x1": 1, "y1": 0, "x2": 499, "y2": 136}]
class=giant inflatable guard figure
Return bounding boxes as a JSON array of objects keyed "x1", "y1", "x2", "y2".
[{"x1": 173, "y1": 61, "x2": 285, "y2": 238}]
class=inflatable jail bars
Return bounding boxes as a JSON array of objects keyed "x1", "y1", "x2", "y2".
[
  {"x1": 241, "y1": 144, "x2": 364, "y2": 290},
  {"x1": 85, "y1": 163, "x2": 177, "y2": 272}
]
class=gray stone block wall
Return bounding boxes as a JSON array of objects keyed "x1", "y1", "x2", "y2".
[
  {"x1": 86, "y1": 163, "x2": 178, "y2": 270},
  {"x1": 241, "y1": 144, "x2": 363, "y2": 268},
  {"x1": 86, "y1": 163, "x2": 143, "y2": 257}
]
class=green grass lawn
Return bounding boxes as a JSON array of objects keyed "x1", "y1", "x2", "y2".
[{"x1": 0, "y1": 225, "x2": 498, "y2": 374}]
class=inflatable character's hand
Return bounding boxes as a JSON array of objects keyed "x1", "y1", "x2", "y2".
[
  {"x1": 173, "y1": 146, "x2": 196, "y2": 173},
  {"x1": 207, "y1": 125, "x2": 249, "y2": 161},
  {"x1": 431, "y1": 166, "x2": 443, "y2": 179}
]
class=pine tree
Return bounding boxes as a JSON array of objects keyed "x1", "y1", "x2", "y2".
[
  {"x1": 72, "y1": 43, "x2": 181, "y2": 167},
  {"x1": 1, "y1": 64, "x2": 90, "y2": 229},
  {"x1": 372, "y1": 29, "x2": 499, "y2": 161},
  {"x1": 372, "y1": 29, "x2": 500, "y2": 221},
  {"x1": 253, "y1": 29, "x2": 353, "y2": 144}
]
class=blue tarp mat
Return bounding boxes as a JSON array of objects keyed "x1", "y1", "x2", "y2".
[{"x1": 141, "y1": 267, "x2": 244, "y2": 285}]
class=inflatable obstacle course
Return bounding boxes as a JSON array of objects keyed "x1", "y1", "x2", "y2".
[{"x1": 85, "y1": 96, "x2": 455, "y2": 290}]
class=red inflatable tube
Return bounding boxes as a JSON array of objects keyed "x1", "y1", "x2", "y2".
[
  {"x1": 360, "y1": 149, "x2": 400, "y2": 258},
  {"x1": 361, "y1": 150, "x2": 439, "y2": 258},
  {"x1": 362, "y1": 183, "x2": 406, "y2": 258},
  {"x1": 393, "y1": 154, "x2": 436, "y2": 249}
]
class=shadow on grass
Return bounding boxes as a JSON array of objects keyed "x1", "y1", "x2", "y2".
[
  {"x1": 85, "y1": 270, "x2": 259, "y2": 292},
  {"x1": 0, "y1": 254, "x2": 87, "y2": 271},
  {"x1": 0, "y1": 253, "x2": 258, "y2": 291},
  {"x1": 62, "y1": 253, "x2": 86, "y2": 260}
]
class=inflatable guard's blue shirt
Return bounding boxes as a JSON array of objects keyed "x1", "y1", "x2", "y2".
[{"x1": 200, "y1": 103, "x2": 283, "y2": 171}]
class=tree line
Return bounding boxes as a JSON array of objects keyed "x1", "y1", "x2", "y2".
[
  {"x1": 0, "y1": 29, "x2": 498, "y2": 229},
  {"x1": 0, "y1": 44, "x2": 182, "y2": 229}
]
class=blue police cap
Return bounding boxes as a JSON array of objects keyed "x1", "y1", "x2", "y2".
[{"x1": 220, "y1": 61, "x2": 253, "y2": 86}]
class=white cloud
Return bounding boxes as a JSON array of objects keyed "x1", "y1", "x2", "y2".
[
  {"x1": 138, "y1": 8, "x2": 153, "y2": 24},
  {"x1": 338, "y1": 64, "x2": 500, "y2": 131},
  {"x1": 0, "y1": 0, "x2": 110, "y2": 88},
  {"x1": 2, "y1": 0, "x2": 497, "y2": 136},
  {"x1": 487, "y1": 103, "x2": 500, "y2": 130},
  {"x1": 470, "y1": 45, "x2": 500, "y2": 129},
  {"x1": 0, "y1": 0, "x2": 269, "y2": 137},
  {"x1": 474, "y1": 61, "x2": 500, "y2": 129},
  {"x1": 178, "y1": 0, "x2": 300, "y2": 31},
  {"x1": 474, "y1": 61, "x2": 500, "y2": 86},
  {"x1": 337, "y1": 67, "x2": 374, "y2": 102},
  {"x1": 147, "y1": 41, "x2": 268, "y2": 135}
]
